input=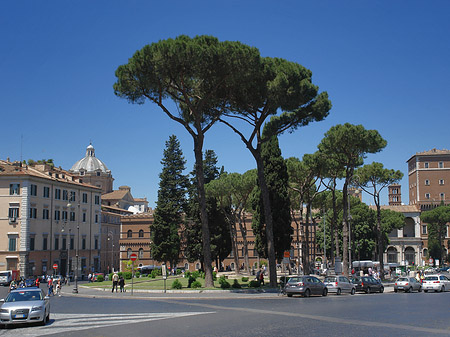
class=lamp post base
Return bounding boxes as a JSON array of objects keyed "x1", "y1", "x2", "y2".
[{"x1": 72, "y1": 288, "x2": 78, "y2": 293}]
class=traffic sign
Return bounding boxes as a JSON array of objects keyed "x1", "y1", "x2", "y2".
[
  {"x1": 53, "y1": 263, "x2": 58, "y2": 270},
  {"x1": 429, "y1": 258, "x2": 433, "y2": 264},
  {"x1": 130, "y1": 253, "x2": 137, "y2": 261}
]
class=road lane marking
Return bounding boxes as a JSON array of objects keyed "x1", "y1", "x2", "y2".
[{"x1": 0, "y1": 312, "x2": 215, "y2": 336}]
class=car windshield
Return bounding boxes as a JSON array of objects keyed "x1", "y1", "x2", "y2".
[
  {"x1": 5, "y1": 291, "x2": 42, "y2": 302},
  {"x1": 324, "y1": 277, "x2": 336, "y2": 282},
  {"x1": 425, "y1": 276, "x2": 438, "y2": 281}
]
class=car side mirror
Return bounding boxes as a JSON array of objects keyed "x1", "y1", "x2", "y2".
[
  {"x1": 0, "y1": 299, "x2": 4, "y2": 303},
  {"x1": 44, "y1": 296, "x2": 50, "y2": 300}
]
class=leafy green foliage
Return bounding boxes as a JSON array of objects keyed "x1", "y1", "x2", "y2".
[
  {"x1": 421, "y1": 206, "x2": 450, "y2": 262},
  {"x1": 96, "y1": 275, "x2": 104, "y2": 282},
  {"x1": 191, "y1": 281, "x2": 202, "y2": 288},
  {"x1": 171, "y1": 279, "x2": 182, "y2": 289},
  {"x1": 232, "y1": 279, "x2": 241, "y2": 289},
  {"x1": 248, "y1": 280, "x2": 261, "y2": 288},
  {"x1": 218, "y1": 276, "x2": 231, "y2": 289},
  {"x1": 151, "y1": 135, "x2": 188, "y2": 267},
  {"x1": 252, "y1": 133, "x2": 292, "y2": 260},
  {"x1": 241, "y1": 277, "x2": 249, "y2": 282}
]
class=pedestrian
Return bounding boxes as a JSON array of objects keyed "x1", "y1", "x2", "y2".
[
  {"x1": 35, "y1": 277, "x2": 40, "y2": 288},
  {"x1": 112, "y1": 272, "x2": 119, "y2": 293},
  {"x1": 48, "y1": 278, "x2": 54, "y2": 296},
  {"x1": 56, "y1": 279, "x2": 61, "y2": 297},
  {"x1": 88, "y1": 273, "x2": 92, "y2": 283},
  {"x1": 119, "y1": 276, "x2": 125, "y2": 292},
  {"x1": 256, "y1": 269, "x2": 261, "y2": 284},
  {"x1": 259, "y1": 268, "x2": 265, "y2": 286}
]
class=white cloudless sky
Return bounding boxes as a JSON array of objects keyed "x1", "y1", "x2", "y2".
[{"x1": 1, "y1": 0, "x2": 449, "y2": 208}]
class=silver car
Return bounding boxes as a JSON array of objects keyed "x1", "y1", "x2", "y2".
[
  {"x1": 324, "y1": 275, "x2": 356, "y2": 295},
  {"x1": 285, "y1": 276, "x2": 328, "y2": 297},
  {"x1": 422, "y1": 274, "x2": 450, "y2": 292},
  {"x1": 394, "y1": 277, "x2": 422, "y2": 293},
  {"x1": 0, "y1": 288, "x2": 50, "y2": 327}
]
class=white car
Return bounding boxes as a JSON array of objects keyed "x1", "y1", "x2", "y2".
[{"x1": 422, "y1": 274, "x2": 450, "y2": 292}]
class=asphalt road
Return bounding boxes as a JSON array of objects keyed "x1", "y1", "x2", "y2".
[{"x1": 0, "y1": 284, "x2": 449, "y2": 336}]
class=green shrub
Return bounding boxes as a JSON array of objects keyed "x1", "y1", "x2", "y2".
[
  {"x1": 219, "y1": 275, "x2": 231, "y2": 289},
  {"x1": 171, "y1": 279, "x2": 182, "y2": 289},
  {"x1": 191, "y1": 270, "x2": 200, "y2": 279},
  {"x1": 96, "y1": 275, "x2": 104, "y2": 282},
  {"x1": 123, "y1": 272, "x2": 132, "y2": 280},
  {"x1": 213, "y1": 271, "x2": 217, "y2": 281},
  {"x1": 191, "y1": 281, "x2": 202, "y2": 288},
  {"x1": 249, "y1": 280, "x2": 260, "y2": 288},
  {"x1": 176, "y1": 269, "x2": 182, "y2": 275},
  {"x1": 232, "y1": 279, "x2": 241, "y2": 289},
  {"x1": 185, "y1": 271, "x2": 191, "y2": 278},
  {"x1": 188, "y1": 276, "x2": 196, "y2": 288},
  {"x1": 241, "y1": 277, "x2": 249, "y2": 282},
  {"x1": 135, "y1": 271, "x2": 140, "y2": 278},
  {"x1": 150, "y1": 270, "x2": 157, "y2": 278}
]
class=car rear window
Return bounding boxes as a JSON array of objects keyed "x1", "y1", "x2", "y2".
[
  {"x1": 324, "y1": 277, "x2": 336, "y2": 282},
  {"x1": 287, "y1": 277, "x2": 302, "y2": 283},
  {"x1": 425, "y1": 276, "x2": 438, "y2": 281},
  {"x1": 398, "y1": 278, "x2": 408, "y2": 282}
]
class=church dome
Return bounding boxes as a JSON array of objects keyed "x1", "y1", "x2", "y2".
[{"x1": 70, "y1": 144, "x2": 110, "y2": 174}]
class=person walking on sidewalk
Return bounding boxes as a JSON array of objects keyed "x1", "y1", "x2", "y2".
[
  {"x1": 112, "y1": 272, "x2": 119, "y2": 293},
  {"x1": 119, "y1": 276, "x2": 125, "y2": 293}
]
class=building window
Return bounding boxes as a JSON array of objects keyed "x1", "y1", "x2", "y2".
[
  {"x1": 55, "y1": 237, "x2": 59, "y2": 250},
  {"x1": 8, "y1": 207, "x2": 19, "y2": 219},
  {"x1": 10, "y1": 184, "x2": 20, "y2": 195},
  {"x1": 55, "y1": 188, "x2": 61, "y2": 200},
  {"x1": 54, "y1": 210, "x2": 61, "y2": 221},
  {"x1": 127, "y1": 230, "x2": 132, "y2": 238},
  {"x1": 139, "y1": 248, "x2": 144, "y2": 259},
  {"x1": 70, "y1": 191, "x2": 76, "y2": 202},
  {"x1": 127, "y1": 249, "x2": 132, "y2": 258},
  {"x1": 8, "y1": 238, "x2": 16, "y2": 251},
  {"x1": 95, "y1": 214, "x2": 98, "y2": 223},
  {"x1": 82, "y1": 212, "x2": 86, "y2": 222},
  {"x1": 30, "y1": 184, "x2": 37, "y2": 196},
  {"x1": 424, "y1": 162, "x2": 429, "y2": 168},
  {"x1": 439, "y1": 162, "x2": 444, "y2": 168},
  {"x1": 63, "y1": 190, "x2": 68, "y2": 201},
  {"x1": 393, "y1": 196, "x2": 398, "y2": 202},
  {"x1": 139, "y1": 230, "x2": 144, "y2": 238},
  {"x1": 43, "y1": 237, "x2": 48, "y2": 250},
  {"x1": 70, "y1": 237, "x2": 74, "y2": 250},
  {"x1": 43, "y1": 186, "x2": 50, "y2": 198},
  {"x1": 440, "y1": 179, "x2": 445, "y2": 185},
  {"x1": 422, "y1": 225, "x2": 427, "y2": 235},
  {"x1": 94, "y1": 237, "x2": 98, "y2": 250},
  {"x1": 96, "y1": 172, "x2": 101, "y2": 176},
  {"x1": 82, "y1": 193, "x2": 88, "y2": 203},
  {"x1": 30, "y1": 237, "x2": 35, "y2": 251},
  {"x1": 82, "y1": 238, "x2": 86, "y2": 250},
  {"x1": 43, "y1": 209, "x2": 49, "y2": 220},
  {"x1": 425, "y1": 193, "x2": 430, "y2": 199},
  {"x1": 62, "y1": 237, "x2": 67, "y2": 250},
  {"x1": 62, "y1": 211, "x2": 68, "y2": 221},
  {"x1": 29, "y1": 208, "x2": 37, "y2": 219},
  {"x1": 94, "y1": 195, "x2": 100, "y2": 205},
  {"x1": 425, "y1": 179, "x2": 430, "y2": 186},
  {"x1": 70, "y1": 212, "x2": 75, "y2": 221},
  {"x1": 440, "y1": 193, "x2": 445, "y2": 200}
]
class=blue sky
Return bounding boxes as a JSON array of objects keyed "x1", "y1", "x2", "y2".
[{"x1": 1, "y1": 1, "x2": 449, "y2": 208}]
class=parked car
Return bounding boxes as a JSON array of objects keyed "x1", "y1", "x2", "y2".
[
  {"x1": 0, "y1": 288, "x2": 50, "y2": 327},
  {"x1": 324, "y1": 275, "x2": 356, "y2": 295},
  {"x1": 394, "y1": 277, "x2": 422, "y2": 293},
  {"x1": 24, "y1": 279, "x2": 37, "y2": 288},
  {"x1": 422, "y1": 274, "x2": 450, "y2": 292},
  {"x1": 285, "y1": 275, "x2": 328, "y2": 297},
  {"x1": 351, "y1": 276, "x2": 384, "y2": 293}
]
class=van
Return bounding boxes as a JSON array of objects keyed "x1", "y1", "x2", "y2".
[{"x1": 0, "y1": 270, "x2": 19, "y2": 286}]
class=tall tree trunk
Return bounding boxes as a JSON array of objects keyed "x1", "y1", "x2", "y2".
[
  {"x1": 303, "y1": 205, "x2": 310, "y2": 275},
  {"x1": 332, "y1": 185, "x2": 339, "y2": 265},
  {"x1": 342, "y1": 178, "x2": 349, "y2": 277},
  {"x1": 228, "y1": 214, "x2": 240, "y2": 275},
  {"x1": 193, "y1": 134, "x2": 214, "y2": 287},
  {"x1": 375, "y1": 196, "x2": 385, "y2": 279},
  {"x1": 255, "y1": 152, "x2": 277, "y2": 287},
  {"x1": 238, "y1": 211, "x2": 250, "y2": 274}
]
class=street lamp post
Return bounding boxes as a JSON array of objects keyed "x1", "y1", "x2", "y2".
[
  {"x1": 67, "y1": 228, "x2": 71, "y2": 286},
  {"x1": 107, "y1": 231, "x2": 114, "y2": 274},
  {"x1": 73, "y1": 224, "x2": 79, "y2": 294}
]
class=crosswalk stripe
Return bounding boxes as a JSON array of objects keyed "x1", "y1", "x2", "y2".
[{"x1": 0, "y1": 312, "x2": 215, "y2": 336}]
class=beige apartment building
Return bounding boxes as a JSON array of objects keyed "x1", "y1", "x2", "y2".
[{"x1": 0, "y1": 160, "x2": 102, "y2": 278}]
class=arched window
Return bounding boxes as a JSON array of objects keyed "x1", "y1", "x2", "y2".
[
  {"x1": 405, "y1": 247, "x2": 415, "y2": 265},
  {"x1": 138, "y1": 248, "x2": 144, "y2": 258},
  {"x1": 195, "y1": 263, "x2": 200, "y2": 270},
  {"x1": 387, "y1": 247, "x2": 398, "y2": 263},
  {"x1": 127, "y1": 248, "x2": 132, "y2": 258},
  {"x1": 184, "y1": 263, "x2": 189, "y2": 270},
  {"x1": 139, "y1": 230, "x2": 144, "y2": 238},
  {"x1": 127, "y1": 230, "x2": 132, "y2": 238}
]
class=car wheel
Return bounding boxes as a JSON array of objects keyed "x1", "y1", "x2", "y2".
[
  {"x1": 46, "y1": 312, "x2": 50, "y2": 323},
  {"x1": 394, "y1": 289, "x2": 398, "y2": 293},
  {"x1": 304, "y1": 289, "x2": 311, "y2": 298},
  {"x1": 380, "y1": 286, "x2": 384, "y2": 293},
  {"x1": 424, "y1": 289, "x2": 428, "y2": 293},
  {"x1": 418, "y1": 287, "x2": 422, "y2": 292},
  {"x1": 322, "y1": 288, "x2": 328, "y2": 296},
  {"x1": 366, "y1": 287, "x2": 371, "y2": 294},
  {"x1": 287, "y1": 294, "x2": 293, "y2": 297},
  {"x1": 407, "y1": 287, "x2": 412, "y2": 293},
  {"x1": 441, "y1": 286, "x2": 445, "y2": 292},
  {"x1": 351, "y1": 288, "x2": 355, "y2": 295},
  {"x1": 39, "y1": 311, "x2": 47, "y2": 326},
  {"x1": 337, "y1": 288, "x2": 341, "y2": 295}
]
